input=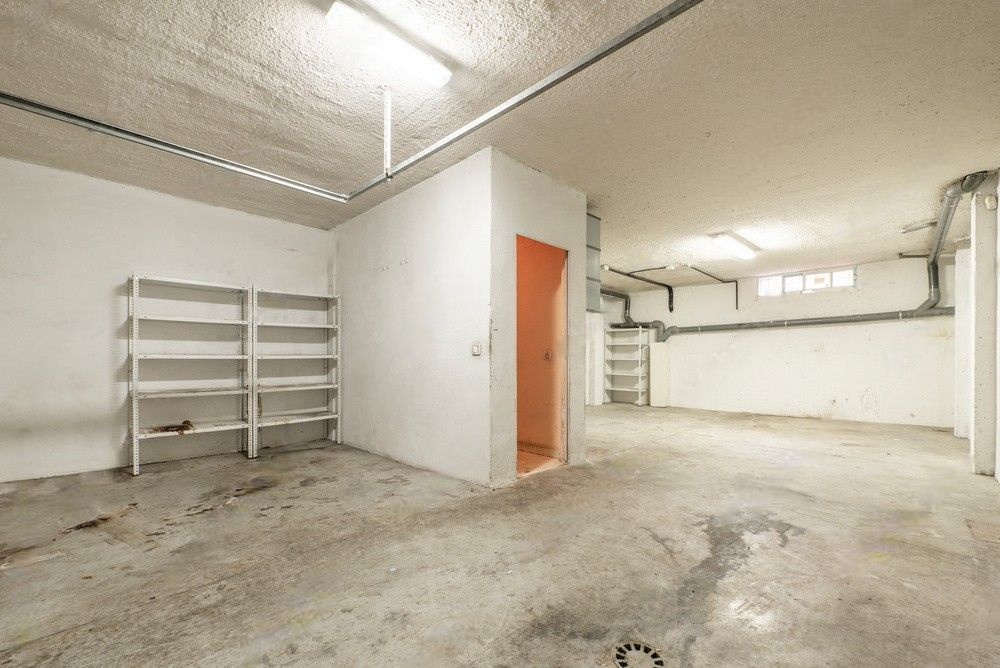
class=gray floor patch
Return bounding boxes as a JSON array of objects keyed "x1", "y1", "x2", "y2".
[{"x1": 966, "y1": 519, "x2": 1000, "y2": 544}]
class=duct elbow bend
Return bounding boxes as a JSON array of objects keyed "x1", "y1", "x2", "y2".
[{"x1": 649, "y1": 320, "x2": 668, "y2": 342}]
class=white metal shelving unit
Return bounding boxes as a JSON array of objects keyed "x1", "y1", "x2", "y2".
[
  {"x1": 253, "y1": 289, "x2": 341, "y2": 455},
  {"x1": 128, "y1": 275, "x2": 254, "y2": 475},
  {"x1": 605, "y1": 326, "x2": 650, "y2": 405},
  {"x1": 128, "y1": 275, "x2": 342, "y2": 475}
]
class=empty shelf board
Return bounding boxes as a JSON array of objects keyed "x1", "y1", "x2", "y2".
[
  {"x1": 258, "y1": 411, "x2": 339, "y2": 427},
  {"x1": 134, "y1": 386, "x2": 249, "y2": 399},
  {"x1": 138, "y1": 419, "x2": 249, "y2": 439},
  {"x1": 256, "y1": 321, "x2": 338, "y2": 329},
  {"x1": 257, "y1": 289, "x2": 337, "y2": 300},
  {"x1": 135, "y1": 354, "x2": 250, "y2": 360},
  {"x1": 257, "y1": 383, "x2": 338, "y2": 393},
  {"x1": 136, "y1": 315, "x2": 249, "y2": 326},
  {"x1": 135, "y1": 275, "x2": 246, "y2": 293},
  {"x1": 256, "y1": 354, "x2": 337, "y2": 360}
]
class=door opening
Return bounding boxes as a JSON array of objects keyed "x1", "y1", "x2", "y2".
[{"x1": 516, "y1": 235, "x2": 568, "y2": 478}]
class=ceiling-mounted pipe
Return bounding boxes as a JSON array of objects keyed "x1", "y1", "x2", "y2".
[
  {"x1": 0, "y1": 91, "x2": 351, "y2": 204},
  {"x1": 601, "y1": 287, "x2": 670, "y2": 342},
  {"x1": 349, "y1": 0, "x2": 706, "y2": 199},
  {"x1": 600, "y1": 287, "x2": 635, "y2": 325},
  {"x1": 661, "y1": 173, "x2": 991, "y2": 340},
  {"x1": 662, "y1": 306, "x2": 953, "y2": 339},
  {"x1": 917, "y1": 171, "x2": 988, "y2": 312},
  {"x1": 0, "y1": 0, "x2": 706, "y2": 204},
  {"x1": 603, "y1": 265, "x2": 675, "y2": 312},
  {"x1": 687, "y1": 265, "x2": 739, "y2": 310}
]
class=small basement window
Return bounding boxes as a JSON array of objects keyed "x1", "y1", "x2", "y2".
[
  {"x1": 804, "y1": 272, "x2": 831, "y2": 291},
  {"x1": 757, "y1": 275, "x2": 782, "y2": 297},
  {"x1": 759, "y1": 266, "x2": 857, "y2": 297},
  {"x1": 831, "y1": 268, "x2": 856, "y2": 288},
  {"x1": 783, "y1": 274, "x2": 804, "y2": 293}
]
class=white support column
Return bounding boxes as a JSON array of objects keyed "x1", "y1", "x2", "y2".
[
  {"x1": 992, "y1": 174, "x2": 1000, "y2": 481},
  {"x1": 970, "y1": 177, "x2": 998, "y2": 476},
  {"x1": 954, "y1": 248, "x2": 972, "y2": 439}
]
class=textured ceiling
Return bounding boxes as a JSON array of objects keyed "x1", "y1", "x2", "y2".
[{"x1": 2, "y1": 0, "x2": 999, "y2": 289}]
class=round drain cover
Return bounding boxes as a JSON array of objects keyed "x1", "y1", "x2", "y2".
[{"x1": 612, "y1": 642, "x2": 664, "y2": 668}]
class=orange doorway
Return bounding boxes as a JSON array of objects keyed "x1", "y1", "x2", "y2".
[{"x1": 516, "y1": 235, "x2": 568, "y2": 478}]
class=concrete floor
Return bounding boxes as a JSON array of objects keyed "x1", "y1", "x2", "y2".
[{"x1": 2, "y1": 404, "x2": 999, "y2": 667}]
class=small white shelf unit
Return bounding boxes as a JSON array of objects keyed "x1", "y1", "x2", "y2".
[
  {"x1": 605, "y1": 327, "x2": 650, "y2": 405},
  {"x1": 253, "y1": 288, "x2": 341, "y2": 457},
  {"x1": 128, "y1": 275, "x2": 341, "y2": 475}
]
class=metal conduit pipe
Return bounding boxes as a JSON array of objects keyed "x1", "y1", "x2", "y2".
[
  {"x1": 0, "y1": 0, "x2": 706, "y2": 204},
  {"x1": 917, "y1": 171, "x2": 988, "y2": 311},
  {"x1": 600, "y1": 288, "x2": 635, "y2": 325},
  {"x1": 662, "y1": 307, "x2": 954, "y2": 339},
  {"x1": 661, "y1": 171, "x2": 990, "y2": 340},
  {"x1": 614, "y1": 319, "x2": 669, "y2": 343},
  {"x1": 601, "y1": 287, "x2": 670, "y2": 342},
  {"x1": 603, "y1": 265, "x2": 675, "y2": 312}
]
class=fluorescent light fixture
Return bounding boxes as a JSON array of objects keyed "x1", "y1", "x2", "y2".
[
  {"x1": 326, "y1": 1, "x2": 452, "y2": 88},
  {"x1": 710, "y1": 232, "x2": 757, "y2": 260}
]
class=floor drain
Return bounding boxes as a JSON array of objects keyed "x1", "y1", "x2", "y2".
[{"x1": 612, "y1": 642, "x2": 664, "y2": 668}]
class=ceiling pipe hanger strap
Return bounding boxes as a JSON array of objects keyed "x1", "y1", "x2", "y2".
[
  {"x1": 0, "y1": 90, "x2": 350, "y2": 204},
  {"x1": 347, "y1": 0, "x2": 707, "y2": 200},
  {"x1": 605, "y1": 266, "x2": 675, "y2": 312}
]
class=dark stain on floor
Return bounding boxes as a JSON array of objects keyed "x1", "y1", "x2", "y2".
[{"x1": 672, "y1": 509, "x2": 804, "y2": 666}]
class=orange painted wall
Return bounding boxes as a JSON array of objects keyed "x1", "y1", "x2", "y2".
[{"x1": 516, "y1": 235, "x2": 568, "y2": 459}]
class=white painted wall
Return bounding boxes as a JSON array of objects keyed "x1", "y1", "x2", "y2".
[
  {"x1": 609, "y1": 258, "x2": 955, "y2": 427},
  {"x1": 0, "y1": 158, "x2": 334, "y2": 482},
  {"x1": 336, "y1": 149, "x2": 494, "y2": 485},
  {"x1": 489, "y1": 149, "x2": 587, "y2": 484},
  {"x1": 336, "y1": 148, "x2": 585, "y2": 487}
]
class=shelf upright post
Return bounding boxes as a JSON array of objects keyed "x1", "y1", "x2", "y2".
[
  {"x1": 637, "y1": 325, "x2": 645, "y2": 406},
  {"x1": 249, "y1": 286, "x2": 259, "y2": 458},
  {"x1": 129, "y1": 274, "x2": 141, "y2": 475},
  {"x1": 335, "y1": 296, "x2": 342, "y2": 444}
]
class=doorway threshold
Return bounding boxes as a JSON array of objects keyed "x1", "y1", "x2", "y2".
[{"x1": 516, "y1": 450, "x2": 563, "y2": 478}]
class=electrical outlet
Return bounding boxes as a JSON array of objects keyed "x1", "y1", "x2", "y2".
[{"x1": 471, "y1": 341, "x2": 482, "y2": 356}]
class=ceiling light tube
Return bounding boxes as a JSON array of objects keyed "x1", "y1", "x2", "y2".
[
  {"x1": 711, "y1": 232, "x2": 757, "y2": 260},
  {"x1": 327, "y1": 1, "x2": 452, "y2": 88}
]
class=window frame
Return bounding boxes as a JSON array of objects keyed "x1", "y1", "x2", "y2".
[{"x1": 757, "y1": 265, "x2": 857, "y2": 297}]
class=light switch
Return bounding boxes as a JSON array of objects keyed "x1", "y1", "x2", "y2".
[{"x1": 471, "y1": 341, "x2": 483, "y2": 356}]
